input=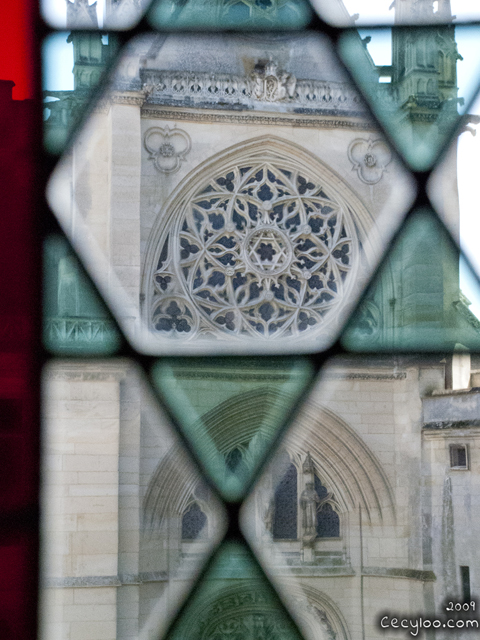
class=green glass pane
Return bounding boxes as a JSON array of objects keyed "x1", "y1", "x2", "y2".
[
  {"x1": 167, "y1": 541, "x2": 304, "y2": 640},
  {"x1": 342, "y1": 208, "x2": 480, "y2": 351},
  {"x1": 339, "y1": 25, "x2": 480, "y2": 171},
  {"x1": 151, "y1": 357, "x2": 314, "y2": 500},
  {"x1": 44, "y1": 235, "x2": 122, "y2": 354},
  {"x1": 43, "y1": 32, "x2": 118, "y2": 154},
  {"x1": 148, "y1": 0, "x2": 312, "y2": 30}
]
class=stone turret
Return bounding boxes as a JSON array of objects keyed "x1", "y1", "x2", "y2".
[
  {"x1": 393, "y1": 0, "x2": 453, "y2": 23},
  {"x1": 66, "y1": 0, "x2": 98, "y2": 28},
  {"x1": 65, "y1": 0, "x2": 112, "y2": 91},
  {"x1": 391, "y1": 0, "x2": 460, "y2": 139}
]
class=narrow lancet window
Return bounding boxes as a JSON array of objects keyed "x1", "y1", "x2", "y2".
[
  {"x1": 182, "y1": 502, "x2": 207, "y2": 540},
  {"x1": 272, "y1": 454, "x2": 297, "y2": 539}
]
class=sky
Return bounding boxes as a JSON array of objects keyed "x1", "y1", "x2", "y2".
[{"x1": 42, "y1": 0, "x2": 480, "y2": 318}]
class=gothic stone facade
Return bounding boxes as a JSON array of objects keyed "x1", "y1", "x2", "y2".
[{"x1": 41, "y1": 29, "x2": 480, "y2": 640}]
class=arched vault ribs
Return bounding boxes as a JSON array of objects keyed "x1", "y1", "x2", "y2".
[
  {"x1": 143, "y1": 386, "x2": 297, "y2": 532},
  {"x1": 143, "y1": 389, "x2": 396, "y2": 535},
  {"x1": 284, "y1": 403, "x2": 396, "y2": 524}
]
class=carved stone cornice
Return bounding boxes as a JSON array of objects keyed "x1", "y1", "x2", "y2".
[
  {"x1": 140, "y1": 66, "x2": 368, "y2": 117},
  {"x1": 141, "y1": 107, "x2": 374, "y2": 131},
  {"x1": 45, "y1": 361, "x2": 129, "y2": 382},
  {"x1": 326, "y1": 371, "x2": 407, "y2": 380},
  {"x1": 361, "y1": 567, "x2": 436, "y2": 581},
  {"x1": 44, "y1": 571, "x2": 168, "y2": 588},
  {"x1": 110, "y1": 91, "x2": 145, "y2": 106}
]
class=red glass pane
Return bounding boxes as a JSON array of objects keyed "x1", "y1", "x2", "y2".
[{"x1": 0, "y1": 1, "x2": 40, "y2": 639}]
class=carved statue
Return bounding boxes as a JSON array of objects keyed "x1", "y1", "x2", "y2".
[
  {"x1": 300, "y1": 482, "x2": 322, "y2": 540},
  {"x1": 262, "y1": 496, "x2": 275, "y2": 535}
]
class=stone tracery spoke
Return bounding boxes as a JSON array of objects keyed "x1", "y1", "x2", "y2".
[{"x1": 151, "y1": 156, "x2": 358, "y2": 340}]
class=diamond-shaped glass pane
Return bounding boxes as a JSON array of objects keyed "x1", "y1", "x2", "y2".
[
  {"x1": 339, "y1": 25, "x2": 480, "y2": 170},
  {"x1": 46, "y1": 32, "x2": 415, "y2": 355},
  {"x1": 148, "y1": 0, "x2": 313, "y2": 30},
  {"x1": 151, "y1": 357, "x2": 314, "y2": 501},
  {"x1": 39, "y1": 360, "x2": 227, "y2": 640},
  {"x1": 166, "y1": 541, "x2": 305, "y2": 640},
  {"x1": 342, "y1": 208, "x2": 480, "y2": 351}
]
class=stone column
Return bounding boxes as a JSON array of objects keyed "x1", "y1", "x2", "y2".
[
  {"x1": 108, "y1": 99, "x2": 142, "y2": 331},
  {"x1": 41, "y1": 362, "x2": 125, "y2": 640}
]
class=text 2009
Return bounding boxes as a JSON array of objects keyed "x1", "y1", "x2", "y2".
[{"x1": 445, "y1": 602, "x2": 476, "y2": 612}]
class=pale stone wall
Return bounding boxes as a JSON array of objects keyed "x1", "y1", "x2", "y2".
[
  {"x1": 423, "y1": 414, "x2": 480, "y2": 610},
  {"x1": 109, "y1": 103, "x2": 142, "y2": 313},
  {"x1": 139, "y1": 112, "x2": 413, "y2": 270},
  {"x1": 41, "y1": 362, "x2": 124, "y2": 640},
  {"x1": 40, "y1": 355, "x2": 480, "y2": 640}
]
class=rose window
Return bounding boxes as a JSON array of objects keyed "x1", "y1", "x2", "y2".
[{"x1": 152, "y1": 161, "x2": 358, "y2": 339}]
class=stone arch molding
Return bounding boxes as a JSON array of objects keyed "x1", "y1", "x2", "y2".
[
  {"x1": 143, "y1": 388, "x2": 395, "y2": 537},
  {"x1": 172, "y1": 579, "x2": 350, "y2": 640},
  {"x1": 142, "y1": 136, "x2": 378, "y2": 347},
  {"x1": 143, "y1": 386, "x2": 295, "y2": 535},
  {"x1": 283, "y1": 402, "x2": 396, "y2": 524}
]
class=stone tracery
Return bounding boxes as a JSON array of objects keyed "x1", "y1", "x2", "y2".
[{"x1": 151, "y1": 157, "x2": 358, "y2": 340}]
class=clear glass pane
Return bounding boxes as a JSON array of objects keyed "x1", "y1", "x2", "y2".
[
  {"x1": 242, "y1": 354, "x2": 479, "y2": 640},
  {"x1": 41, "y1": 0, "x2": 152, "y2": 30},
  {"x1": 39, "y1": 360, "x2": 227, "y2": 640},
  {"x1": 148, "y1": 0, "x2": 313, "y2": 30},
  {"x1": 342, "y1": 208, "x2": 480, "y2": 351},
  {"x1": 339, "y1": 25, "x2": 480, "y2": 170},
  {"x1": 311, "y1": 0, "x2": 480, "y2": 27},
  {"x1": 151, "y1": 357, "x2": 314, "y2": 500},
  {"x1": 46, "y1": 32, "x2": 415, "y2": 355},
  {"x1": 44, "y1": 235, "x2": 122, "y2": 354},
  {"x1": 166, "y1": 541, "x2": 305, "y2": 640}
]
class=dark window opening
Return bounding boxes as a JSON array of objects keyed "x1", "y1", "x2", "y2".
[
  {"x1": 225, "y1": 446, "x2": 244, "y2": 472},
  {"x1": 272, "y1": 456, "x2": 297, "y2": 539},
  {"x1": 315, "y1": 475, "x2": 340, "y2": 537},
  {"x1": 316, "y1": 503, "x2": 340, "y2": 538},
  {"x1": 461, "y1": 566, "x2": 471, "y2": 601},
  {"x1": 450, "y1": 444, "x2": 468, "y2": 469},
  {"x1": 182, "y1": 502, "x2": 207, "y2": 540}
]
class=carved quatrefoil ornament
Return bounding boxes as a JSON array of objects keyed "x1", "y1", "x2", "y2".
[
  {"x1": 144, "y1": 125, "x2": 191, "y2": 174},
  {"x1": 348, "y1": 138, "x2": 392, "y2": 185}
]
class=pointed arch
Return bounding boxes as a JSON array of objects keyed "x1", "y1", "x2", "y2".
[
  {"x1": 173, "y1": 578, "x2": 351, "y2": 640},
  {"x1": 143, "y1": 387, "x2": 395, "y2": 534},
  {"x1": 284, "y1": 403, "x2": 396, "y2": 523},
  {"x1": 143, "y1": 386, "x2": 298, "y2": 532},
  {"x1": 314, "y1": 474, "x2": 340, "y2": 537}
]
